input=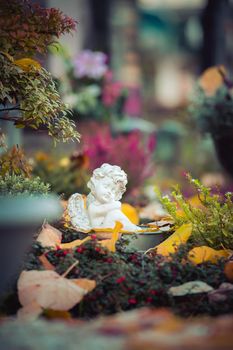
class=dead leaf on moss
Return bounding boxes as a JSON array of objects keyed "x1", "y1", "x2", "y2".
[
  {"x1": 36, "y1": 223, "x2": 62, "y2": 249},
  {"x1": 99, "y1": 221, "x2": 123, "y2": 253},
  {"x1": 72, "y1": 278, "x2": 96, "y2": 292},
  {"x1": 60, "y1": 236, "x2": 91, "y2": 249},
  {"x1": 169, "y1": 281, "x2": 213, "y2": 296},
  {"x1": 17, "y1": 270, "x2": 90, "y2": 318},
  {"x1": 38, "y1": 254, "x2": 55, "y2": 270},
  {"x1": 43, "y1": 309, "x2": 72, "y2": 320},
  {"x1": 224, "y1": 261, "x2": 233, "y2": 282},
  {"x1": 17, "y1": 301, "x2": 42, "y2": 320}
]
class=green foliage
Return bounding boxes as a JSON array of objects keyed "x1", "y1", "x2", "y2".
[
  {"x1": 0, "y1": 54, "x2": 80, "y2": 143},
  {"x1": 0, "y1": 174, "x2": 50, "y2": 196},
  {"x1": 190, "y1": 85, "x2": 233, "y2": 137},
  {"x1": 0, "y1": 145, "x2": 32, "y2": 177},
  {"x1": 156, "y1": 175, "x2": 233, "y2": 250},
  {"x1": 0, "y1": 0, "x2": 76, "y2": 57},
  {"x1": 0, "y1": 0, "x2": 79, "y2": 143},
  {"x1": 32, "y1": 152, "x2": 90, "y2": 199}
]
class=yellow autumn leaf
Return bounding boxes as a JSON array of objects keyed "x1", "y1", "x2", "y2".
[
  {"x1": 154, "y1": 223, "x2": 192, "y2": 256},
  {"x1": 99, "y1": 221, "x2": 123, "y2": 253},
  {"x1": 121, "y1": 203, "x2": 139, "y2": 225},
  {"x1": 43, "y1": 309, "x2": 72, "y2": 320},
  {"x1": 14, "y1": 58, "x2": 41, "y2": 72},
  {"x1": 188, "y1": 246, "x2": 230, "y2": 265},
  {"x1": 60, "y1": 236, "x2": 91, "y2": 249}
]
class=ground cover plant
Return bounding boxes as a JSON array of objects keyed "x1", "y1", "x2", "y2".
[{"x1": 2, "y1": 227, "x2": 233, "y2": 320}]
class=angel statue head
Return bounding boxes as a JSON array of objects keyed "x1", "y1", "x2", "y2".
[{"x1": 87, "y1": 163, "x2": 127, "y2": 204}]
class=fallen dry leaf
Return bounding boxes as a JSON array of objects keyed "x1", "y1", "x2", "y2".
[
  {"x1": 169, "y1": 281, "x2": 213, "y2": 296},
  {"x1": 17, "y1": 270, "x2": 91, "y2": 316},
  {"x1": 72, "y1": 278, "x2": 96, "y2": 292},
  {"x1": 38, "y1": 254, "x2": 55, "y2": 271},
  {"x1": 99, "y1": 221, "x2": 123, "y2": 253},
  {"x1": 60, "y1": 236, "x2": 91, "y2": 249},
  {"x1": 17, "y1": 301, "x2": 42, "y2": 320},
  {"x1": 188, "y1": 246, "x2": 229, "y2": 265},
  {"x1": 224, "y1": 261, "x2": 233, "y2": 282},
  {"x1": 43, "y1": 309, "x2": 72, "y2": 320},
  {"x1": 36, "y1": 223, "x2": 62, "y2": 248}
]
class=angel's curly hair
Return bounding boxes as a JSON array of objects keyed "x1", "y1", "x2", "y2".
[{"x1": 87, "y1": 163, "x2": 127, "y2": 200}]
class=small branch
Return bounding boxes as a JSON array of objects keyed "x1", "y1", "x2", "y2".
[
  {"x1": 0, "y1": 115, "x2": 19, "y2": 122},
  {"x1": 0, "y1": 107, "x2": 34, "y2": 112},
  {"x1": 62, "y1": 260, "x2": 79, "y2": 278},
  {"x1": 0, "y1": 106, "x2": 20, "y2": 112}
]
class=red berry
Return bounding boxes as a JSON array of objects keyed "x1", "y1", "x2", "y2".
[
  {"x1": 76, "y1": 247, "x2": 83, "y2": 253},
  {"x1": 116, "y1": 276, "x2": 126, "y2": 283},
  {"x1": 146, "y1": 297, "x2": 153, "y2": 303},
  {"x1": 128, "y1": 298, "x2": 137, "y2": 305}
]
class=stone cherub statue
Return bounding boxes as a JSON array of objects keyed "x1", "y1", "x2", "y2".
[{"x1": 67, "y1": 163, "x2": 138, "y2": 232}]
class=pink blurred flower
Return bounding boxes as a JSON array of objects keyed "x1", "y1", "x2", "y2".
[
  {"x1": 81, "y1": 123, "x2": 156, "y2": 194},
  {"x1": 102, "y1": 81, "x2": 123, "y2": 107},
  {"x1": 74, "y1": 50, "x2": 108, "y2": 79}
]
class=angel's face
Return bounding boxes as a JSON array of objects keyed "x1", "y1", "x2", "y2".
[{"x1": 93, "y1": 178, "x2": 115, "y2": 204}]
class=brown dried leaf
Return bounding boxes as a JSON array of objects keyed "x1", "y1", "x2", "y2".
[
  {"x1": 36, "y1": 223, "x2": 62, "y2": 248},
  {"x1": 224, "y1": 261, "x2": 233, "y2": 282},
  {"x1": 38, "y1": 254, "x2": 55, "y2": 270},
  {"x1": 17, "y1": 301, "x2": 42, "y2": 320},
  {"x1": 18, "y1": 270, "x2": 87, "y2": 312}
]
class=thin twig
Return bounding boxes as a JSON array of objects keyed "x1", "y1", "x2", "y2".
[{"x1": 62, "y1": 260, "x2": 79, "y2": 278}]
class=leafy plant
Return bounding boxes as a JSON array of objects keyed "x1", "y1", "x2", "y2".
[
  {"x1": 190, "y1": 66, "x2": 233, "y2": 137},
  {"x1": 0, "y1": 145, "x2": 32, "y2": 177},
  {"x1": 0, "y1": 0, "x2": 76, "y2": 57},
  {"x1": 0, "y1": 0, "x2": 79, "y2": 143},
  {"x1": 32, "y1": 151, "x2": 90, "y2": 199},
  {"x1": 156, "y1": 174, "x2": 233, "y2": 250},
  {"x1": 0, "y1": 174, "x2": 50, "y2": 196}
]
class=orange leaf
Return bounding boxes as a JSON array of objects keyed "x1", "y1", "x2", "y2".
[
  {"x1": 199, "y1": 66, "x2": 226, "y2": 96},
  {"x1": 43, "y1": 309, "x2": 72, "y2": 320},
  {"x1": 72, "y1": 279, "x2": 96, "y2": 292},
  {"x1": 224, "y1": 261, "x2": 233, "y2": 282},
  {"x1": 38, "y1": 254, "x2": 55, "y2": 271}
]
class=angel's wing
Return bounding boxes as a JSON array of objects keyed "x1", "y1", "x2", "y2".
[{"x1": 67, "y1": 193, "x2": 91, "y2": 232}]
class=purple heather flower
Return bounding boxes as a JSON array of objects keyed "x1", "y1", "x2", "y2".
[{"x1": 74, "y1": 50, "x2": 108, "y2": 79}]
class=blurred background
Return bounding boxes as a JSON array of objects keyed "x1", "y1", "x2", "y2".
[{"x1": 2, "y1": 0, "x2": 233, "y2": 203}]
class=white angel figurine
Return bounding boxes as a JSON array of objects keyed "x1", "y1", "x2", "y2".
[{"x1": 67, "y1": 163, "x2": 139, "y2": 232}]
